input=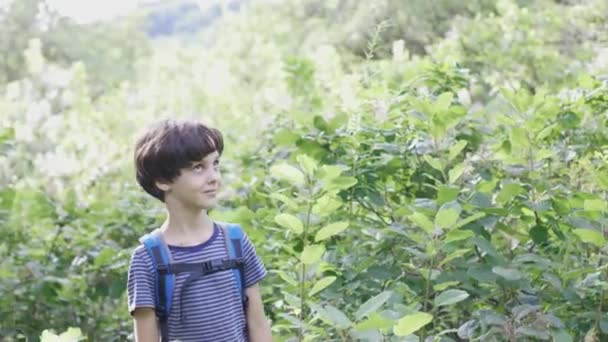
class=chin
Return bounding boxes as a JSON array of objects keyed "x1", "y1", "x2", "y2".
[{"x1": 199, "y1": 201, "x2": 218, "y2": 210}]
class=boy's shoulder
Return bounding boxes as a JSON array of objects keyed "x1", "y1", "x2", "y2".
[
  {"x1": 129, "y1": 243, "x2": 154, "y2": 269},
  {"x1": 129, "y1": 222, "x2": 251, "y2": 263}
]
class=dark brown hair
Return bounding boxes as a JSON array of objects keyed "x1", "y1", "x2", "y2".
[{"x1": 134, "y1": 119, "x2": 224, "y2": 201}]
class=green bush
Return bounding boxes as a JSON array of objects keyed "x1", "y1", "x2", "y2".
[{"x1": 1, "y1": 0, "x2": 607, "y2": 341}]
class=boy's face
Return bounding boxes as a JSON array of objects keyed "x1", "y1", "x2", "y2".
[{"x1": 156, "y1": 151, "x2": 222, "y2": 210}]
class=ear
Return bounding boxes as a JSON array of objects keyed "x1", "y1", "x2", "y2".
[{"x1": 155, "y1": 179, "x2": 171, "y2": 192}]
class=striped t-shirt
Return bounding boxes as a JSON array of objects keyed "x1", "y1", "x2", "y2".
[{"x1": 127, "y1": 223, "x2": 267, "y2": 341}]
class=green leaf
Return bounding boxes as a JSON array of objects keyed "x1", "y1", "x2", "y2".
[
  {"x1": 435, "y1": 201, "x2": 462, "y2": 229},
  {"x1": 593, "y1": 170, "x2": 608, "y2": 191},
  {"x1": 315, "y1": 221, "x2": 349, "y2": 241},
  {"x1": 496, "y1": 183, "x2": 526, "y2": 204},
  {"x1": 275, "y1": 270, "x2": 298, "y2": 287},
  {"x1": 313, "y1": 115, "x2": 330, "y2": 132},
  {"x1": 40, "y1": 330, "x2": 60, "y2": 342},
  {"x1": 394, "y1": 312, "x2": 433, "y2": 336},
  {"x1": 573, "y1": 228, "x2": 606, "y2": 247},
  {"x1": 433, "y1": 289, "x2": 469, "y2": 306},
  {"x1": 319, "y1": 165, "x2": 343, "y2": 181},
  {"x1": 94, "y1": 248, "x2": 116, "y2": 267},
  {"x1": 273, "y1": 129, "x2": 299, "y2": 145},
  {"x1": 270, "y1": 163, "x2": 305, "y2": 186},
  {"x1": 552, "y1": 330, "x2": 573, "y2": 342},
  {"x1": 355, "y1": 290, "x2": 393, "y2": 320},
  {"x1": 472, "y1": 237, "x2": 504, "y2": 261},
  {"x1": 452, "y1": 212, "x2": 486, "y2": 230},
  {"x1": 269, "y1": 193, "x2": 299, "y2": 210},
  {"x1": 601, "y1": 316, "x2": 608, "y2": 333},
  {"x1": 59, "y1": 328, "x2": 83, "y2": 340},
  {"x1": 471, "y1": 192, "x2": 491, "y2": 208},
  {"x1": 584, "y1": 199, "x2": 606, "y2": 212},
  {"x1": 312, "y1": 195, "x2": 343, "y2": 217},
  {"x1": 448, "y1": 140, "x2": 468, "y2": 161},
  {"x1": 467, "y1": 266, "x2": 498, "y2": 283},
  {"x1": 529, "y1": 225, "x2": 549, "y2": 245},
  {"x1": 410, "y1": 212, "x2": 434, "y2": 233},
  {"x1": 477, "y1": 178, "x2": 498, "y2": 194},
  {"x1": 41, "y1": 328, "x2": 83, "y2": 342},
  {"x1": 536, "y1": 148, "x2": 554, "y2": 160},
  {"x1": 355, "y1": 312, "x2": 394, "y2": 332},
  {"x1": 448, "y1": 163, "x2": 465, "y2": 183},
  {"x1": 435, "y1": 92, "x2": 454, "y2": 112},
  {"x1": 437, "y1": 186, "x2": 460, "y2": 205},
  {"x1": 321, "y1": 304, "x2": 353, "y2": 328},
  {"x1": 492, "y1": 266, "x2": 523, "y2": 281},
  {"x1": 509, "y1": 126, "x2": 528, "y2": 151},
  {"x1": 438, "y1": 249, "x2": 469, "y2": 266},
  {"x1": 0, "y1": 127, "x2": 15, "y2": 142},
  {"x1": 423, "y1": 155, "x2": 443, "y2": 172},
  {"x1": 301, "y1": 244, "x2": 325, "y2": 264},
  {"x1": 296, "y1": 154, "x2": 318, "y2": 175},
  {"x1": 444, "y1": 229, "x2": 474, "y2": 243},
  {"x1": 309, "y1": 276, "x2": 336, "y2": 296},
  {"x1": 324, "y1": 176, "x2": 357, "y2": 191},
  {"x1": 433, "y1": 281, "x2": 459, "y2": 291},
  {"x1": 274, "y1": 213, "x2": 303, "y2": 234}
]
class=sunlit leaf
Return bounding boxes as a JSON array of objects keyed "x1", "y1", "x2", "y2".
[
  {"x1": 355, "y1": 290, "x2": 393, "y2": 320},
  {"x1": 448, "y1": 140, "x2": 468, "y2": 161},
  {"x1": 492, "y1": 266, "x2": 523, "y2": 281},
  {"x1": 423, "y1": 155, "x2": 443, "y2": 172},
  {"x1": 394, "y1": 312, "x2": 433, "y2": 336},
  {"x1": 270, "y1": 163, "x2": 305, "y2": 185},
  {"x1": 410, "y1": 212, "x2": 434, "y2": 233},
  {"x1": 315, "y1": 221, "x2": 349, "y2": 241},
  {"x1": 301, "y1": 244, "x2": 325, "y2": 264},
  {"x1": 434, "y1": 289, "x2": 469, "y2": 306},
  {"x1": 435, "y1": 201, "x2": 461, "y2": 229},
  {"x1": 274, "y1": 213, "x2": 303, "y2": 234},
  {"x1": 296, "y1": 154, "x2": 318, "y2": 175},
  {"x1": 355, "y1": 312, "x2": 394, "y2": 332},
  {"x1": 573, "y1": 229, "x2": 606, "y2": 247},
  {"x1": 309, "y1": 276, "x2": 336, "y2": 296}
]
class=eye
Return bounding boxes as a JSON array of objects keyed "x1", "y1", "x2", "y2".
[{"x1": 192, "y1": 164, "x2": 204, "y2": 171}]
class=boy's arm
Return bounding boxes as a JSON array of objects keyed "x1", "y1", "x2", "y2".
[
  {"x1": 133, "y1": 307, "x2": 160, "y2": 342},
  {"x1": 246, "y1": 284, "x2": 272, "y2": 342}
]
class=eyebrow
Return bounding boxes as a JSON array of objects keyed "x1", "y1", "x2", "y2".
[{"x1": 192, "y1": 156, "x2": 219, "y2": 165}]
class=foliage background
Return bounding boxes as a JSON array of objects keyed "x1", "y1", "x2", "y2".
[{"x1": 1, "y1": 0, "x2": 608, "y2": 341}]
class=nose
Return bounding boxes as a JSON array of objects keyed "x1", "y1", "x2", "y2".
[{"x1": 207, "y1": 167, "x2": 221, "y2": 184}]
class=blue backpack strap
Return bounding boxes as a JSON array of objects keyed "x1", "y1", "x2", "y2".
[
  {"x1": 221, "y1": 223, "x2": 247, "y2": 303},
  {"x1": 139, "y1": 230, "x2": 174, "y2": 342}
]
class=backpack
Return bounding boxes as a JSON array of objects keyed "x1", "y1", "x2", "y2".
[{"x1": 139, "y1": 222, "x2": 248, "y2": 341}]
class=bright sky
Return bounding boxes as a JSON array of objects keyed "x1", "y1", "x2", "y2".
[
  {"x1": 46, "y1": 0, "x2": 216, "y2": 24},
  {"x1": 47, "y1": 0, "x2": 141, "y2": 23}
]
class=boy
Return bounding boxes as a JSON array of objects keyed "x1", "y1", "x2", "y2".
[{"x1": 127, "y1": 119, "x2": 272, "y2": 342}]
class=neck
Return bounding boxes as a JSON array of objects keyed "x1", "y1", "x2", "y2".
[{"x1": 161, "y1": 198, "x2": 213, "y2": 235}]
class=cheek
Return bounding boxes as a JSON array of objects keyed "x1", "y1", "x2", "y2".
[
  {"x1": 176, "y1": 174, "x2": 198, "y2": 189},
  {"x1": 213, "y1": 169, "x2": 222, "y2": 181}
]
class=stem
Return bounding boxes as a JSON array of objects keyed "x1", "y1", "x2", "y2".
[
  {"x1": 350, "y1": 136, "x2": 358, "y2": 215},
  {"x1": 45, "y1": 222, "x2": 65, "y2": 266},
  {"x1": 298, "y1": 183, "x2": 314, "y2": 341},
  {"x1": 595, "y1": 217, "x2": 607, "y2": 332},
  {"x1": 421, "y1": 238, "x2": 437, "y2": 341},
  {"x1": 354, "y1": 198, "x2": 391, "y2": 225},
  {"x1": 595, "y1": 290, "x2": 604, "y2": 332},
  {"x1": 298, "y1": 263, "x2": 306, "y2": 341}
]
